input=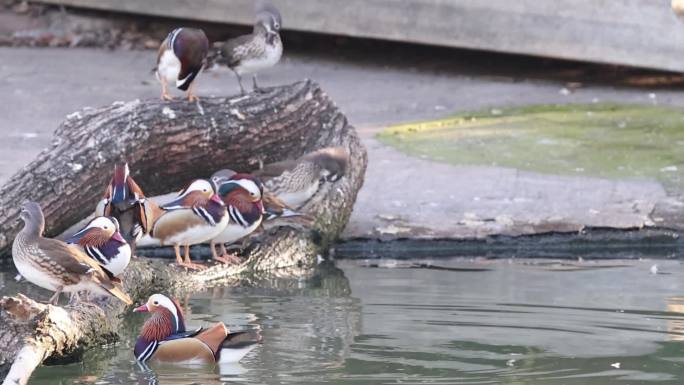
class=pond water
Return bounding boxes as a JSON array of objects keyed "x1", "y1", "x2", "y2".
[{"x1": 3, "y1": 257, "x2": 684, "y2": 384}]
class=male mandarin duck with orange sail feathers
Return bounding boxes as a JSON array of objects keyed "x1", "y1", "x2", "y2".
[
  {"x1": 209, "y1": 173, "x2": 264, "y2": 264},
  {"x1": 67, "y1": 216, "x2": 131, "y2": 277},
  {"x1": 156, "y1": 27, "x2": 209, "y2": 101},
  {"x1": 96, "y1": 163, "x2": 148, "y2": 256},
  {"x1": 208, "y1": 171, "x2": 310, "y2": 265},
  {"x1": 148, "y1": 179, "x2": 229, "y2": 270},
  {"x1": 133, "y1": 293, "x2": 260, "y2": 365}
]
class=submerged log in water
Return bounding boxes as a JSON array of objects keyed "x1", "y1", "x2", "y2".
[{"x1": 0, "y1": 80, "x2": 367, "y2": 384}]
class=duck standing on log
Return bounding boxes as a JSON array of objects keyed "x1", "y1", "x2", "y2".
[
  {"x1": 156, "y1": 27, "x2": 209, "y2": 101},
  {"x1": 209, "y1": 173, "x2": 265, "y2": 265},
  {"x1": 133, "y1": 293, "x2": 261, "y2": 365},
  {"x1": 66, "y1": 216, "x2": 131, "y2": 277},
  {"x1": 209, "y1": 170, "x2": 311, "y2": 264},
  {"x1": 96, "y1": 163, "x2": 148, "y2": 256},
  {"x1": 12, "y1": 201, "x2": 132, "y2": 305},
  {"x1": 254, "y1": 147, "x2": 349, "y2": 209},
  {"x1": 211, "y1": 168, "x2": 311, "y2": 221},
  {"x1": 148, "y1": 179, "x2": 229, "y2": 270},
  {"x1": 217, "y1": 2, "x2": 283, "y2": 94}
]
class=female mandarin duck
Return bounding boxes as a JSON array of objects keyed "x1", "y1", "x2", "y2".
[
  {"x1": 133, "y1": 293, "x2": 260, "y2": 365},
  {"x1": 217, "y1": 3, "x2": 283, "y2": 94},
  {"x1": 209, "y1": 172, "x2": 266, "y2": 265},
  {"x1": 254, "y1": 147, "x2": 349, "y2": 209},
  {"x1": 12, "y1": 202, "x2": 132, "y2": 305},
  {"x1": 96, "y1": 163, "x2": 148, "y2": 255},
  {"x1": 148, "y1": 179, "x2": 229, "y2": 270},
  {"x1": 66, "y1": 216, "x2": 131, "y2": 277},
  {"x1": 156, "y1": 27, "x2": 209, "y2": 101}
]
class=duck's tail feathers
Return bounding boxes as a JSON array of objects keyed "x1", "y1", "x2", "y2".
[
  {"x1": 176, "y1": 69, "x2": 199, "y2": 90},
  {"x1": 262, "y1": 213, "x2": 315, "y2": 231},
  {"x1": 217, "y1": 329, "x2": 262, "y2": 364}
]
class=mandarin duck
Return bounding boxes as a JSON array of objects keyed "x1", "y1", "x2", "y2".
[
  {"x1": 148, "y1": 179, "x2": 228, "y2": 270},
  {"x1": 254, "y1": 147, "x2": 349, "y2": 209},
  {"x1": 212, "y1": 168, "x2": 308, "y2": 220},
  {"x1": 96, "y1": 163, "x2": 148, "y2": 256},
  {"x1": 133, "y1": 293, "x2": 260, "y2": 365},
  {"x1": 209, "y1": 173, "x2": 265, "y2": 265},
  {"x1": 67, "y1": 216, "x2": 131, "y2": 277},
  {"x1": 156, "y1": 27, "x2": 209, "y2": 101},
  {"x1": 12, "y1": 202, "x2": 132, "y2": 305},
  {"x1": 217, "y1": 3, "x2": 282, "y2": 94},
  {"x1": 213, "y1": 167, "x2": 311, "y2": 219}
]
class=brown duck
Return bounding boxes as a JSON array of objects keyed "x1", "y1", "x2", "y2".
[{"x1": 254, "y1": 147, "x2": 349, "y2": 209}]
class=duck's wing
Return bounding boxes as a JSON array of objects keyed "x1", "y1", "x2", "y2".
[{"x1": 219, "y1": 34, "x2": 259, "y2": 67}]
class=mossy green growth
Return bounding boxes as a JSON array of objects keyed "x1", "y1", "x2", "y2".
[{"x1": 378, "y1": 104, "x2": 684, "y2": 187}]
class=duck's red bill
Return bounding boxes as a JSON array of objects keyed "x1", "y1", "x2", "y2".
[{"x1": 133, "y1": 304, "x2": 149, "y2": 313}]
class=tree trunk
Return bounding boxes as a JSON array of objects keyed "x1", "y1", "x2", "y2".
[{"x1": 0, "y1": 80, "x2": 367, "y2": 384}]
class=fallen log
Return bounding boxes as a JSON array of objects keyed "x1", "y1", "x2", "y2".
[{"x1": 0, "y1": 80, "x2": 367, "y2": 384}]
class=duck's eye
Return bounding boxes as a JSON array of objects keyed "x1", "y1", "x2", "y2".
[
  {"x1": 203, "y1": 188, "x2": 208, "y2": 192},
  {"x1": 103, "y1": 226, "x2": 108, "y2": 230},
  {"x1": 153, "y1": 301, "x2": 159, "y2": 305}
]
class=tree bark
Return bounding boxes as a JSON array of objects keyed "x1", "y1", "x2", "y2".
[{"x1": 0, "y1": 80, "x2": 367, "y2": 384}]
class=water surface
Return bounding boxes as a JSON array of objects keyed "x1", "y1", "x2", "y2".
[{"x1": 2, "y1": 258, "x2": 684, "y2": 384}]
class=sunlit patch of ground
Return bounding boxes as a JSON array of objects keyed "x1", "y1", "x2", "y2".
[{"x1": 378, "y1": 104, "x2": 684, "y2": 188}]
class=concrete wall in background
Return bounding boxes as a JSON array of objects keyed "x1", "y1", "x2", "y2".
[{"x1": 38, "y1": 0, "x2": 684, "y2": 72}]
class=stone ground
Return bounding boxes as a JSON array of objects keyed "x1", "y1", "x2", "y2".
[{"x1": 2, "y1": 45, "x2": 684, "y2": 240}]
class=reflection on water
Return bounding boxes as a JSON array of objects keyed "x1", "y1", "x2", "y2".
[{"x1": 3, "y1": 258, "x2": 684, "y2": 384}]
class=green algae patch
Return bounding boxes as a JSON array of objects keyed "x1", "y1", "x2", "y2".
[{"x1": 378, "y1": 104, "x2": 684, "y2": 187}]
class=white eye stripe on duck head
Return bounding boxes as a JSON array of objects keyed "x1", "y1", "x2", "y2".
[
  {"x1": 232, "y1": 179, "x2": 262, "y2": 199},
  {"x1": 87, "y1": 216, "x2": 118, "y2": 231},
  {"x1": 179, "y1": 179, "x2": 215, "y2": 197},
  {"x1": 148, "y1": 294, "x2": 181, "y2": 328}
]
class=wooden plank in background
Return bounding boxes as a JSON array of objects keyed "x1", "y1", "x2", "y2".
[{"x1": 36, "y1": 0, "x2": 684, "y2": 72}]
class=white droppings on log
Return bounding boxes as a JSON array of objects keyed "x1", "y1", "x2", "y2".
[
  {"x1": 210, "y1": 118, "x2": 217, "y2": 129},
  {"x1": 230, "y1": 109, "x2": 246, "y2": 120},
  {"x1": 67, "y1": 163, "x2": 83, "y2": 172},
  {"x1": 229, "y1": 95, "x2": 250, "y2": 104},
  {"x1": 161, "y1": 107, "x2": 176, "y2": 119},
  {"x1": 196, "y1": 101, "x2": 205, "y2": 116},
  {"x1": 66, "y1": 111, "x2": 81, "y2": 120}
]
